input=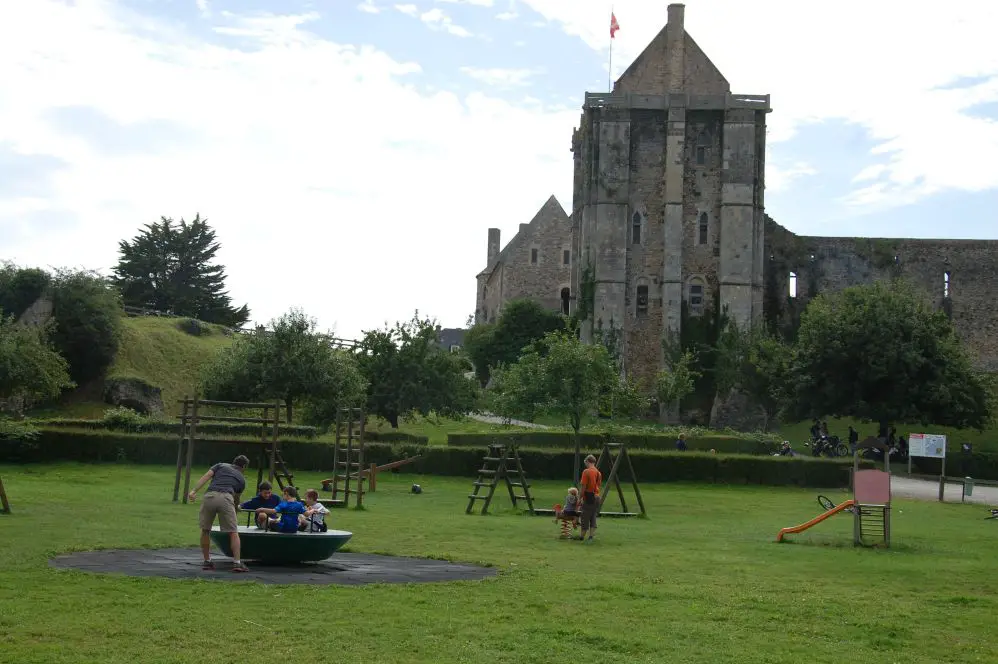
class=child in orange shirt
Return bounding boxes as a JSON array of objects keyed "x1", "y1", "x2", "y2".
[{"x1": 579, "y1": 454, "x2": 602, "y2": 541}]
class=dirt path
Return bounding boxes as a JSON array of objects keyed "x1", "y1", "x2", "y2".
[{"x1": 891, "y1": 475, "x2": 998, "y2": 506}]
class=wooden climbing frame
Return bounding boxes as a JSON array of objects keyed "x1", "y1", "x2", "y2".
[
  {"x1": 172, "y1": 395, "x2": 294, "y2": 504},
  {"x1": 0, "y1": 475, "x2": 10, "y2": 514},
  {"x1": 324, "y1": 408, "x2": 366, "y2": 509}
]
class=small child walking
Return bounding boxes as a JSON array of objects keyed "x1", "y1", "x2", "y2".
[{"x1": 298, "y1": 488, "x2": 330, "y2": 532}]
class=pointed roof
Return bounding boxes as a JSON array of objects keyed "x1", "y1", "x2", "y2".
[
  {"x1": 613, "y1": 15, "x2": 729, "y2": 96},
  {"x1": 476, "y1": 195, "x2": 569, "y2": 278}
]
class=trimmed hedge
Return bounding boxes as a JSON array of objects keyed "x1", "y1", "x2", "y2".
[
  {"x1": 36, "y1": 418, "x2": 320, "y2": 439},
  {"x1": 365, "y1": 431, "x2": 429, "y2": 445},
  {"x1": 447, "y1": 432, "x2": 780, "y2": 455},
  {"x1": 910, "y1": 452, "x2": 998, "y2": 481},
  {"x1": 0, "y1": 428, "x2": 856, "y2": 488}
]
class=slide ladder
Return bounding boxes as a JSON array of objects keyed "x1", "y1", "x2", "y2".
[{"x1": 855, "y1": 504, "x2": 889, "y2": 546}]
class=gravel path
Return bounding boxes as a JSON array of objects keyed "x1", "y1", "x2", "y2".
[
  {"x1": 890, "y1": 475, "x2": 998, "y2": 506},
  {"x1": 466, "y1": 412, "x2": 550, "y2": 429}
]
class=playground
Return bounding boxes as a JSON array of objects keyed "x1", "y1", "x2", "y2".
[{"x1": 3, "y1": 461, "x2": 998, "y2": 664}]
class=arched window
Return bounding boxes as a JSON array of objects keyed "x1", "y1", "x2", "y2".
[
  {"x1": 698, "y1": 212, "x2": 708, "y2": 245},
  {"x1": 632, "y1": 211, "x2": 642, "y2": 245},
  {"x1": 944, "y1": 271, "x2": 951, "y2": 298},
  {"x1": 560, "y1": 287, "x2": 571, "y2": 315},
  {"x1": 788, "y1": 272, "x2": 797, "y2": 298},
  {"x1": 636, "y1": 284, "x2": 649, "y2": 317},
  {"x1": 688, "y1": 278, "x2": 705, "y2": 316}
]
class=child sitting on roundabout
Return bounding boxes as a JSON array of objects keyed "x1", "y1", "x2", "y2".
[
  {"x1": 240, "y1": 481, "x2": 281, "y2": 529},
  {"x1": 255, "y1": 486, "x2": 306, "y2": 533}
]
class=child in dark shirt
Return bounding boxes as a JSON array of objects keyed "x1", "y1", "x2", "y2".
[
  {"x1": 240, "y1": 482, "x2": 281, "y2": 529},
  {"x1": 257, "y1": 486, "x2": 306, "y2": 534}
]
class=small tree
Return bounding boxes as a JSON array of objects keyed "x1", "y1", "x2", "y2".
[
  {"x1": 788, "y1": 280, "x2": 993, "y2": 432},
  {"x1": 713, "y1": 322, "x2": 792, "y2": 431},
  {"x1": 489, "y1": 330, "x2": 638, "y2": 485},
  {"x1": 200, "y1": 308, "x2": 365, "y2": 425},
  {"x1": 355, "y1": 312, "x2": 477, "y2": 428},
  {"x1": 463, "y1": 299, "x2": 565, "y2": 387},
  {"x1": 657, "y1": 328, "x2": 701, "y2": 414},
  {"x1": 0, "y1": 309, "x2": 75, "y2": 409},
  {"x1": 48, "y1": 268, "x2": 123, "y2": 384},
  {"x1": 114, "y1": 214, "x2": 249, "y2": 327}
]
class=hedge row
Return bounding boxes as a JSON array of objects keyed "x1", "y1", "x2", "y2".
[
  {"x1": 31, "y1": 419, "x2": 429, "y2": 445},
  {"x1": 447, "y1": 432, "x2": 780, "y2": 455},
  {"x1": 0, "y1": 428, "x2": 857, "y2": 487},
  {"x1": 910, "y1": 452, "x2": 998, "y2": 480}
]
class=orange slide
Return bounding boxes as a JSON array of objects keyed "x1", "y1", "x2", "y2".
[{"x1": 776, "y1": 499, "x2": 855, "y2": 542}]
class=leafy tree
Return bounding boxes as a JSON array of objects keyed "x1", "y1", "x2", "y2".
[
  {"x1": 713, "y1": 322, "x2": 792, "y2": 431},
  {"x1": 200, "y1": 308, "x2": 365, "y2": 426},
  {"x1": 787, "y1": 280, "x2": 993, "y2": 432},
  {"x1": 0, "y1": 309, "x2": 74, "y2": 408},
  {"x1": 656, "y1": 348, "x2": 700, "y2": 409},
  {"x1": 463, "y1": 299, "x2": 565, "y2": 386},
  {"x1": 355, "y1": 312, "x2": 477, "y2": 428},
  {"x1": 0, "y1": 263, "x2": 51, "y2": 318},
  {"x1": 49, "y1": 269, "x2": 124, "y2": 384},
  {"x1": 113, "y1": 214, "x2": 249, "y2": 327},
  {"x1": 489, "y1": 330, "x2": 641, "y2": 485}
]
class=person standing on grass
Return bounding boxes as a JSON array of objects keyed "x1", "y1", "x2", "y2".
[
  {"x1": 579, "y1": 454, "x2": 602, "y2": 542},
  {"x1": 188, "y1": 455, "x2": 251, "y2": 573}
]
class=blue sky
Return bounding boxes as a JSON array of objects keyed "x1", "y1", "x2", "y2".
[{"x1": 1, "y1": 0, "x2": 997, "y2": 338}]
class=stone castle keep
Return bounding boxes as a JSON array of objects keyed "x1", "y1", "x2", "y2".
[{"x1": 476, "y1": 4, "x2": 998, "y2": 393}]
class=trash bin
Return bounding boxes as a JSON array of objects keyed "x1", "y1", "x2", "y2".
[{"x1": 965, "y1": 477, "x2": 974, "y2": 497}]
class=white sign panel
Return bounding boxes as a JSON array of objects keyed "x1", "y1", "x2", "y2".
[{"x1": 909, "y1": 433, "x2": 947, "y2": 459}]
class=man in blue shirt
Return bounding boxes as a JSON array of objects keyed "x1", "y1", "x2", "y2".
[
  {"x1": 240, "y1": 482, "x2": 281, "y2": 528},
  {"x1": 257, "y1": 486, "x2": 306, "y2": 533}
]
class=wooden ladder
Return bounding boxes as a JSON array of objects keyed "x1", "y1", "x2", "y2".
[
  {"x1": 330, "y1": 408, "x2": 366, "y2": 508},
  {"x1": 0, "y1": 475, "x2": 9, "y2": 514},
  {"x1": 856, "y1": 504, "x2": 889, "y2": 546},
  {"x1": 466, "y1": 443, "x2": 535, "y2": 515}
]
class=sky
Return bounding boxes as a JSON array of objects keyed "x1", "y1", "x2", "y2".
[{"x1": 1, "y1": 0, "x2": 997, "y2": 340}]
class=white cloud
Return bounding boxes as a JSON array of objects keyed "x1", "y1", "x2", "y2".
[
  {"x1": 496, "y1": 12, "x2": 517, "y2": 20},
  {"x1": 436, "y1": 0, "x2": 494, "y2": 6},
  {"x1": 357, "y1": 0, "x2": 381, "y2": 14},
  {"x1": 519, "y1": 0, "x2": 998, "y2": 210},
  {"x1": 394, "y1": 4, "x2": 419, "y2": 17},
  {"x1": 420, "y1": 8, "x2": 472, "y2": 37},
  {"x1": 767, "y1": 161, "x2": 818, "y2": 193},
  {"x1": 459, "y1": 66, "x2": 539, "y2": 87},
  {"x1": 0, "y1": 1, "x2": 574, "y2": 337}
]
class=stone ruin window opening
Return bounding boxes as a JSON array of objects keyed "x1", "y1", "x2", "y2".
[
  {"x1": 563, "y1": 249, "x2": 571, "y2": 265},
  {"x1": 632, "y1": 211, "x2": 642, "y2": 245},
  {"x1": 560, "y1": 287, "x2": 571, "y2": 316},
  {"x1": 688, "y1": 278, "x2": 705, "y2": 316},
  {"x1": 788, "y1": 272, "x2": 798, "y2": 298},
  {"x1": 698, "y1": 212, "x2": 708, "y2": 245},
  {"x1": 695, "y1": 130, "x2": 709, "y2": 165},
  {"x1": 636, "y1": 285, "x2": 649, "y2": 317},
  {"x1": 530, "y1": 248, "x2": 538, "y2": 265},
  {"x1": 944, "y1": 271, "x2": 950, "y2": 298}
]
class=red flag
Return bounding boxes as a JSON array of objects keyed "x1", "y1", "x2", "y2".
[{"x1": 610, "y1": 12, "x2": 620, "y2": 38}]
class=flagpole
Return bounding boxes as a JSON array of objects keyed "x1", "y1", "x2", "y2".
[{"x1": 608, "y1": 6, "x2": 614, "y2": 92}]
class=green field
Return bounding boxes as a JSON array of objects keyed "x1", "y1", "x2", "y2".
[{"x1": 1, "y1": 464, "x2": 996, "y2": 663}]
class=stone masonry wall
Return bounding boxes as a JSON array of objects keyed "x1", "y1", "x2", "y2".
[{"x1": 765, "y1": 217, "x2": 998, "y2": 371}]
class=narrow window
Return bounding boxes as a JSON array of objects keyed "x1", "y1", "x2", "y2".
[
  {"x1": 688, "y1": 279, "x2": 704, "y2": 316},
  {"x1": 563, "y1": 249, "x2": 571, "y2": 265},
  {"x1": 944, "y1": 271, "x2": 950, "y2": 298},
  {"x1": 632, "y1": 211, "x2": 642, "y2": 245},
  {"x1": 560, "y1": 287, "x2": 571, "y2": 315},
  {"x1": 789, "y1": 272, "x2": 798, "y2": 298},
  {"x1": 636, "y1": 285, "x2": 649, "y2": 317},
  {"x1": 530, "y1": 248, "x2": 538, "y2": 264},
  {"x1": 696, "y1": 146, "x2": 705, "y2": 165},
  {"x1": 698, "y1": 212, "x2": 708, "y2": 245},
  {"x1": 696, "y1": 130, "x2": 709, "y2": 165}
]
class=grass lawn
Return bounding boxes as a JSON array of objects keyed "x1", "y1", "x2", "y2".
[{"x1": 1, "y1": 465, "x2": 996, "y2": 663}]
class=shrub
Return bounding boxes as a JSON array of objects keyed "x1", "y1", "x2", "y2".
[
  {"x1": 447, "y1": 432, "x2": 780, "y2": 455},
  {"x1": 178, "y1": 318, "x2": 210, "y2": 336},
  {"x1": 0, "y1": 264, "x2": 51, "y2": 318},
  {"x1": 0, "y1": 418, "x2": 40, "y2": 443},
  {"x1": 48, "y1": 268, "x2": 124, "y2": 383},
  {"x1": 101, "y1": 406, "x2": 150, "y2": 433}
]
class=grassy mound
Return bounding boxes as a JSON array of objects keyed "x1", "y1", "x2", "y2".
[{"x1": 30, "y1": 316, "x2": 234, "y2": 419}]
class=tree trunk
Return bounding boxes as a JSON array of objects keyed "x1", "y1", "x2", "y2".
[
  {"x1": 285, "y1": 397, "x2": 293, "y2": 424},
  {"x1": 572, "y1": 425, "x2": 581, "y2": 488},
  {"x1": 387, "y1": 412, "x2": 399, "y2": 428}
]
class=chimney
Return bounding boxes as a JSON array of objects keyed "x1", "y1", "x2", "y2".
[
  {"x1": 487, "y1": 228, "x2": 500, "y2": 263},
  {"x1": 666, "y1": 3, "x2": 686, "y2": 93}
]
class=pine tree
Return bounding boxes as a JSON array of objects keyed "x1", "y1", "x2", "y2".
[{"x1": 113, "y1": 214, "x2": 250, "y2": 327}]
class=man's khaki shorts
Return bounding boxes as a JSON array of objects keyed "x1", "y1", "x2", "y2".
[{"x1": 199, "y1": 491, "x2": 238, "y2": 532}]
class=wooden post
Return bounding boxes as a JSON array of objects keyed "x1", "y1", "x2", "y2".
[
  {"x1": 258, "y1": 406, "x2": 268, "y2": 490},
  {"x1": 369, "y1": 463, "x2": 377, "y2": 492},
  {"x1": 344, "y1": 410, "x2": 354, "y2": 505},
  {"x1": 269, "y1": 401, "x2": 279, "y2": 485},
  {"x1": 173, "y1": 397, "x2": 189, "y2": 502},
  {"x1": 938, "y1": 455, "x2": 946, "y2": 502},
  {"x1": 355, "y1": 408, "x2": 365, "y2": 507},
  {"x1": 332, "y1": 409, "x2": 341, "y2": 500},
  {"x1": 0, "y1": 475, "x2": 10, "y2": 514},
  {"x1": 181, "y1": 396, "x2": 199, "y2": 504}
]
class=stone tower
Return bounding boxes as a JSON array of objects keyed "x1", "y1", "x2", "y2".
[{"x1": 570, "y1": 3, "x2": 771, "y2": 393}]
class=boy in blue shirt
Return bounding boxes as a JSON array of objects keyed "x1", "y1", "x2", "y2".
[
  {"x1": 257, "y1": 486, "x2": 305, "y2": 534},
  {"x1": 240, "y1": 482, "x2": 281, "y2": 529}
]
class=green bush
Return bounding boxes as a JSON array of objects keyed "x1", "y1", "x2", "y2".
[
  {"x1": 447, "y1": 432, "x2": 780, "y2": 455},
  {"x1": 0, "y1": 418, "x2": 39, "y2": 443},
  {"x1": 48, "y1": 269, "x2": 124, "y2": 383},
  {"x1": 0, "y1": 428, "x2": 858, "y2": 487},
  {"x1": 178, "y1": 318, "x2": 210, "y2": 337},
  {"x1": 911, "y1": 452, "x2": 998, "y2": 481},
  {"x1": 0, "y1": 265, "x2": 51, "y2": 318},
  {"x1": 33, "y1": 417, "x2": 320, "y2": 439}
]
